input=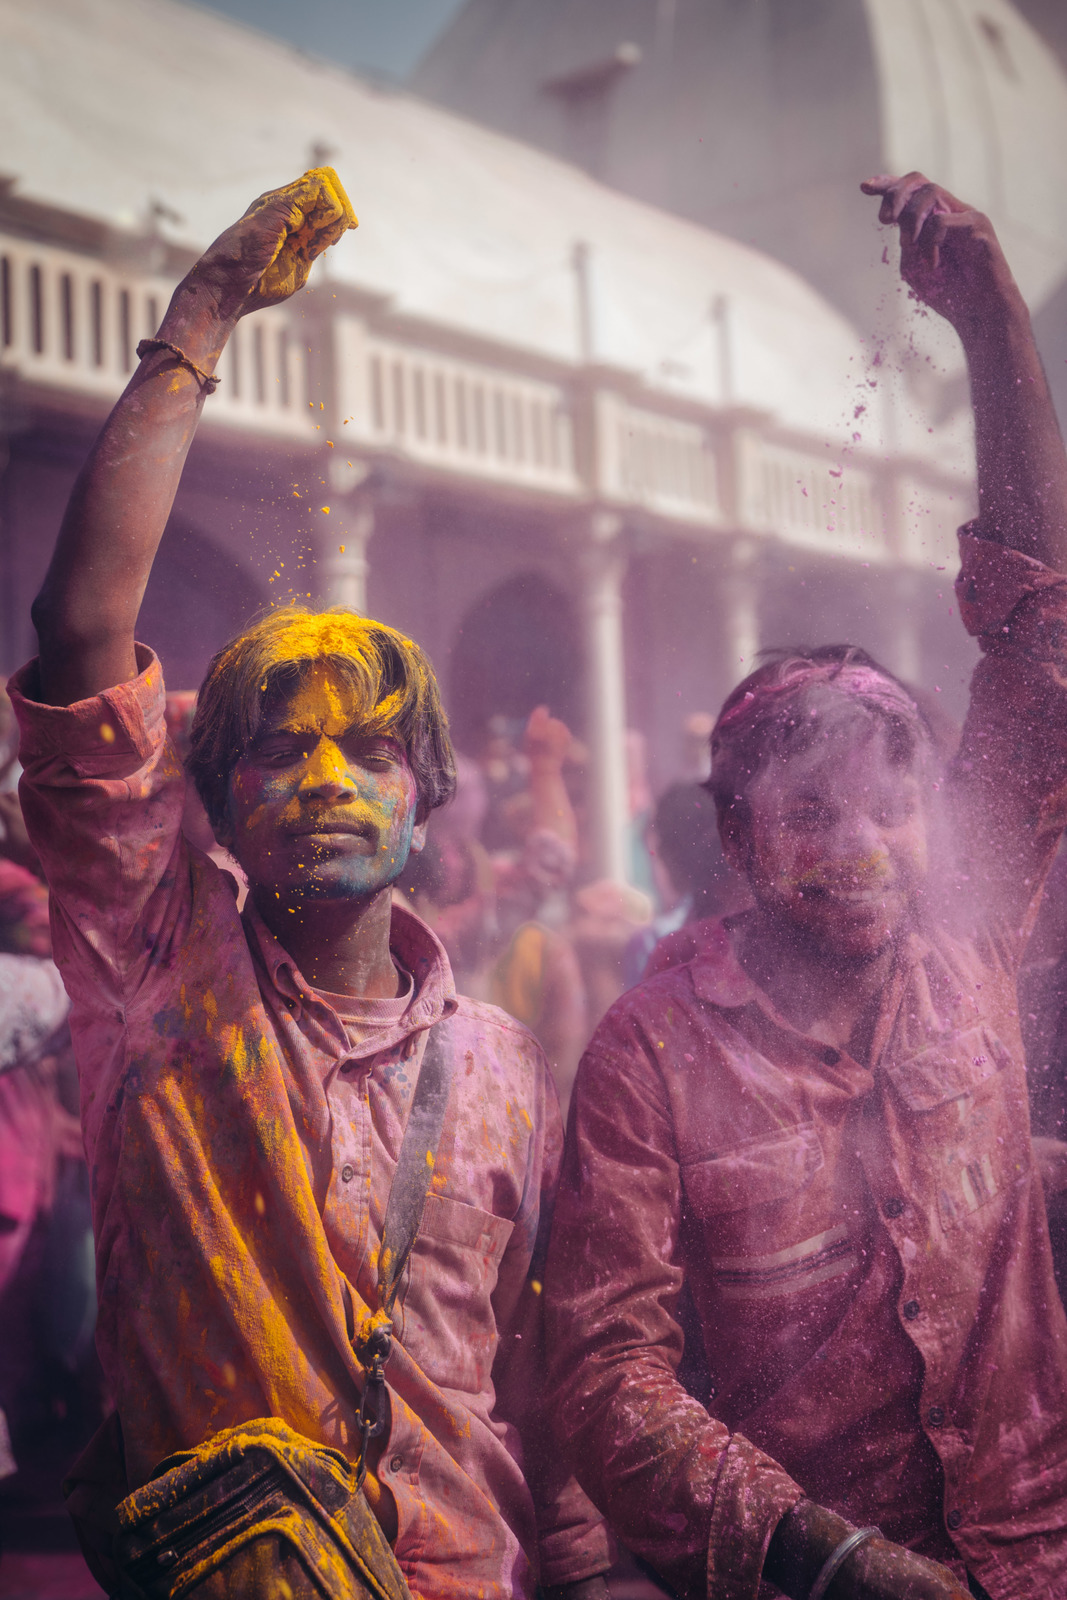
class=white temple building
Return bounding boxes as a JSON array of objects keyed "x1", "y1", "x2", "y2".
[{"x1": 3, "y1": 0, "x2": 1061, "y2": 879}]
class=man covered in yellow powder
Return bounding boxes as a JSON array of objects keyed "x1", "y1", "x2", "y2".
[{"x1": 8, "y1": 170, "x2": 610, "y2": 1600}]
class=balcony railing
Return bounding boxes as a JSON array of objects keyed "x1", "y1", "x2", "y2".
[
  {"x1": 599, "y1": 395, "x2": 721, "y2": 522},
  {"x1": 0, "y1": 233, "x2": 315, "y2": 441},
  {"x1": 338, "y1": 325, "x2": 580, "y2": 495}
]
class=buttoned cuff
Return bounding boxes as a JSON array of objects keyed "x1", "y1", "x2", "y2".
[
  {"x1": 955, "y1": 525, "x2": 1067, "y2": 644},
  {"x1": 706, "y1": 1433, "x2": 804, "y2": 1600},
  {"x1": 9, "y1": 646, "x2": 167, "y2": 779}
]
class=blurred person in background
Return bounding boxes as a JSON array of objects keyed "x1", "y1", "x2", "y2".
[
  {"x1": 396, "y1": 753, "x2": 496, "y2": 993},
  {"x1": 624, "y1": 780, "x2": 749, "y2": 987},
  {"x1": 546, "y1": 173, "x2": 1067, "y2": 1600},
  {"x1": 0, "y1": 818, "x2": 99, "y2": 1547},
  {"x1": 488, "y1": 708, "x2": 589, "y2": 1114}
]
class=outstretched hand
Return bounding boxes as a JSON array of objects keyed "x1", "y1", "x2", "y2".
[
  {"x1": 861, "y1": 172, "x2": 1019, "y2": 331},
  {"x1": 191, "y1": 166, "x2": 357, "y2": 322}
]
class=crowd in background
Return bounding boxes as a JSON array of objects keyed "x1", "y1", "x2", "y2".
[{"x1": 4, "y1": 671, "x2": 1067, "y2": 1551}]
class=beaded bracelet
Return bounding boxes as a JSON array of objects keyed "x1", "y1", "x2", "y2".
[
  {"x1": 135, "y1": 338, "x2": 220, "y2": 394},
  {"x1": 807, "y1": 1527, "x2": 881, "y2": 1600}
]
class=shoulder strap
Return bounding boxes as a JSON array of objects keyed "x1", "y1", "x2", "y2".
[
  {"x1": 376, "y1": 1016, "x2": 454, "y2": 1317},
  {"x1": 354, "y1": 1016, "x2": 454, "y2": 1488}
]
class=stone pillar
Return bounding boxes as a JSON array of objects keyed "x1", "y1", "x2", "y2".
[
  {"x1": 719, "y1": 537, "x2": 760, "y2": 693},
  {"x1": 580, "y1": 509, "x2": 630, "y2": 884},
  {"x1": 890, "y1": 568, "x2": 922, "y2": 686},
  {"x1": 319, "y1": 497, "x2": 372, "y2": 611}
]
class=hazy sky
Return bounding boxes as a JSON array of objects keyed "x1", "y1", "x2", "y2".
[{"x1": 175, "y1": 0, "x2": 466, "y2": 79}]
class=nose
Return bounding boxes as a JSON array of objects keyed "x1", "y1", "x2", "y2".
[
  {"x1": 827, "y1": 811, "x2": 888, "y2": 878},
  {"x1": 298, "y1": 736, "x2": 354, "y2": 801}
]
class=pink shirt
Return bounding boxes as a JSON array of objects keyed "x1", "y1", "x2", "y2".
[{"x1": 11, "y1": 653, "x2": 608, "y2": 1600}]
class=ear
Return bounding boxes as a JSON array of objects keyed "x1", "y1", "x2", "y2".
[
  {"x1": 717, "y1": 804, "x2": 751, "y2": 877},
  {"x1": 408, "y1": 818, "x2": 428, "y2": 856}
]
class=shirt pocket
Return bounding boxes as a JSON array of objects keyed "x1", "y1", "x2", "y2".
[
  {"x1": 681, "y1": 1125, "x2": 854, "y2": 1299},
  {"x1": 885, "y1": 1025, "x2": 1020, "y2": 1230},
  {"x1": 884, "y1": 1023, "x2": 1013, "y2": 1112},
  {"x1": 681, "y1": 1123, "x2": 824, "y2": 1220},
  {"x1": 402, "y1": 1193, "x2": 515, "y2": 1396},
  {"x1": 417, "y1": 1191, "x2": 515, "y2": 1259}
]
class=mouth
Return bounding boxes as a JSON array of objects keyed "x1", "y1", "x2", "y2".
[
  {"x1": 288, "y1": 820, "x2": 377, "y2": 846},
  {"x1": 799, "y1": 883, "x2": 897, "y2": 907}
]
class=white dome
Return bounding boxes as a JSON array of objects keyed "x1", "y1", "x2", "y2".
[{"x1": 864, "y1": 0, "x2": 1067, "y2": 310}]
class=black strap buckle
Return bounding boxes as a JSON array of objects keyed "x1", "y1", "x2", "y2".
[{"x1": 354, "y1": 1323, "x2": 392, "y2": 1490}]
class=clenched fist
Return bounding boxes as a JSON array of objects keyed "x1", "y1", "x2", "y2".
[{"x1": 189, "y1": 167, "x2": 357, "y2": 322}]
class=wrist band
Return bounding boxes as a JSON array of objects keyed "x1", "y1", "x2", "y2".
[
  {"x1": 807, "y1": 1527, "x2": 881, "y2": 1600},
  {"x1": 136, "y1": 338, "x2": 220, "y2": 394}
]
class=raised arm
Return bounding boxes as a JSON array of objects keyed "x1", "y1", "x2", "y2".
[
  {"x1": 861, "y1": 171, "x2": 1067, "y2": 572},
  {"x1": 31, "y1": 168, "x2": 356, "y2": 706}
]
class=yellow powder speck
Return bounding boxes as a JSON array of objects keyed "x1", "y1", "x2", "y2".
[
  {"x1": 339, "y1": 544, "x2": 346, "y2": 554},
  {"x1": 530, "y1": 1279, "x2": 542, "y2": 1295},
  {"x1": 222, "y1": 1362, "x2": 236, "y2": 1388},
  {"x1": 254, "y1": 1192, "x2": 266, "y2": 1216},
  {"x1": 321, "y1": 506, "x2": 330, "y2": 514},
  {"x1": 99, "y1": 723, "x2": 115, "y2": 744}
]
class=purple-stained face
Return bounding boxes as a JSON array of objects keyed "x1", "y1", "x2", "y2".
[
  {"x1": 219, "y1": 662, "x2": 426, "y2": 904},
  {"x1": 738, "y1": 716, "x2": 929, "y2": 960}
]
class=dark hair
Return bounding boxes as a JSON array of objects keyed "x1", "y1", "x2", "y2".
[
  {"x1": 187, "y1": 605, "x2": 456, "y2": 835},
  {"x1": 652, "y1": 782, "x2": 729, "y2": 898},
  {"x1": 707, "y1": 644, "x2": 936, "y2": 826}
]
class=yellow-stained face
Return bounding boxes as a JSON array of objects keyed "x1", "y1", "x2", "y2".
[{"x1": 220, "y1": 662, "x2": 426, "y2": 904}]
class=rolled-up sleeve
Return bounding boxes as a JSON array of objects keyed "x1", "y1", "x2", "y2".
[
  {"x1": 951, "y1": 528, "x2": 1067, "y2": 942},
  {"x1": 9, "y1": 649, "x2": 192, "y2": 1146},
  {"x1": 9, "y1": 648, "x2": 187, "y2": 986},
  {"x1": 544, "y1": 1008, "x2": 802, "y2": 1600}
]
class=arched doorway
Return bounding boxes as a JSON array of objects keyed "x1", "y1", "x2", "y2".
[
  {"x1": 138, "y1": 518, "x2": 268, "y2": 690},
  {"x1": 448, "y1": 571, "x2": 582, "y2": 753}
]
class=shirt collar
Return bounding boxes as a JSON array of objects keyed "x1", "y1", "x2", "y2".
[
  {"x1": 687, "y1": 914, "x2": 930, "y2": 1048},
  {"x1": 242, "y1": 894, "x2": 458, "y2": 1058}
]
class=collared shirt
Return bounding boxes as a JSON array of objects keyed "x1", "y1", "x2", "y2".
[
  {"x1": 546, "y1": 531, "x2": 1067, "y2": 1600},
  {"x1": 10, "y1": 654, "x2": 608, "y2": 1600}
]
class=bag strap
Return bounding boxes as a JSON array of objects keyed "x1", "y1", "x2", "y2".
[
  {"x1": 376, "y1": 1018, "x2": 453, "y2": 1318},
  {"x1": 354, "y1": 1016, "x2": 453, "y2": 1486}
]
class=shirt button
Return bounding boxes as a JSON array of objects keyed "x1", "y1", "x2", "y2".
[
  {"x1": 947, "y1": 1509, "x2": 962, "y2": 1531},
  {"x1": 927, "y1": 1406, "x2": 945, "y2": 1427},
  {"x1": 820, "y1": 1046, "x2": 841, "y2": 1066},
  {"x1": 389, "y1": 1454, "x2": 404, "y2": 1473},
  {"x1": 340, "y1": 1163, "x2": 354, "y2": 1183},
  {"x1": 883, "y1": 1197, "x2": 905, "y2": 1219},
  {"x1": 903, "y1": 1299, "x2": 921, "y2": 1320}
]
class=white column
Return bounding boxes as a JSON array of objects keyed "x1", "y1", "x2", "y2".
[
  {"x1": 580, "y1": 509, "x2": 630, "y2": 884},
  {"x1": 319, "y1": 497, "x2": 372, "y2": 612},
  {"x1": 720, "y1": 538, "x2": 760, "y2": 691},
  {"x1": 890, "y1": 568, "x2": 922, "y2": 685}
]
